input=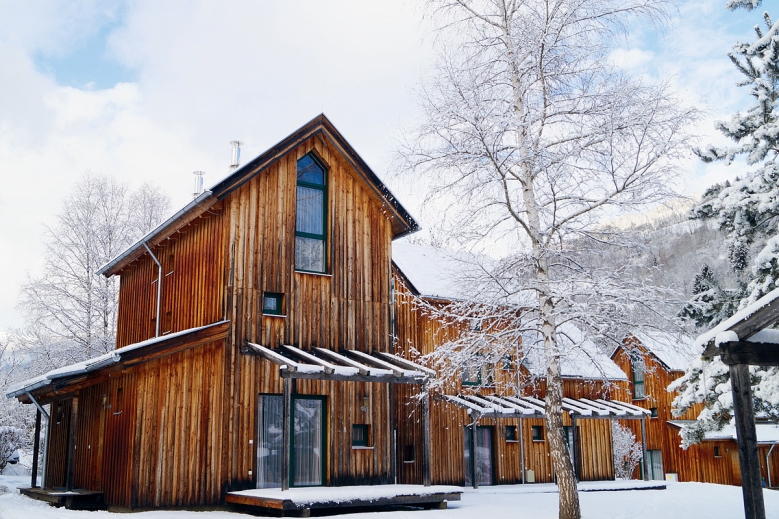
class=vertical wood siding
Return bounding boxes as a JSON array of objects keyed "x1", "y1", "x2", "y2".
[{"x1": 392, "y1": 274, "x2": 628, "y2": 485}]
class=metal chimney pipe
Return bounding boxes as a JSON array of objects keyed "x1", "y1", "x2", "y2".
[
  {"x1": 192, "y1": 170, "x2": 205, "y2": 198},
  {"x1": 230, "y1": 140, "x2": 243, "y2": 170}
]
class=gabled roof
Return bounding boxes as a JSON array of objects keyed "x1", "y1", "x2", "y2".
[
  {"x1": 619, "y1": 331, "x2": 698, "y2": 372},
  {"x1": 98, "y1": 114, "x2": 419, "y2": 277},
  {"x1": 392, "y1": 242, "x2": 478, "y2": 300},
  {"x1": 523, "y1": 324, "x2": 628, "y2": 381}
]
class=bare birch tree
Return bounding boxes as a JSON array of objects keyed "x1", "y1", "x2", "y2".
[
  {"x1": 18, "y1": 175, "x2": 170, "y2": 368},
  {"x1": 400, "y1": 2, "x2": 698, "y2": 517}
]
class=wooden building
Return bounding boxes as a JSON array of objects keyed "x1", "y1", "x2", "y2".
[
  {"x1": 7, "y1": 115, "x2": 449, "y2": 510},
  {"x1": 390, "y1": 243, "x2": 649, "y2": 488},
  {"x1": 9, "y1": 115, "x2": 776, "y2": 514},
  {"x1": 611, "y1": 332, "x2": 779, "y2": 487}
]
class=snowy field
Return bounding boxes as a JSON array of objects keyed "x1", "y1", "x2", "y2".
[{"x1": 1, "y1": 477, "x2": 778, "y2": 519}]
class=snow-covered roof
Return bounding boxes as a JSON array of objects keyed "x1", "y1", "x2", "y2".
[
  {"x1": 668, "y1": 420, "x2": 779, "y2": 444},
  {"x1": 523, "y1": 324, "x2": 628, "y2": 381},
  {"x1": 629, "y1": 331, "x2": 698, "y2": 372},
  {"x1": 392, "y1": 241, "x2": 489, "y2": 300},
  {"x1": 696, "y1": 286, "x2": 779, "y2": 350},
  {"x1": 6, "y1": 321, "x2": 229, "y2": 399}
]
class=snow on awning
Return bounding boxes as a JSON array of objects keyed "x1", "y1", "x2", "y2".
[
  {"x1": 442, "y1": 393, "x2": 649, "y2": 419},
  {"x1": 696, "y1": 286, "x2": 779, "y2": 356},
  {"x1": 668, "y1": 420, "x2": 779, "y2": 444},
  {"x1": 6, "y1": 320, "x2": 231, "y2": 400},
  {"x1": 245, "y1": 343, "x2": 434, "y2": 385}
]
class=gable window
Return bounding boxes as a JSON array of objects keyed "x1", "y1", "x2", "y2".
[
  {"x1": 295, "y1": 154, "x2": 327, "y2": 273},
  {"x1": 631, "y1": 358, "x2": 645, "y2": 399},
  {"x1": 531, "y1": 425, "x2": 544, "y2": 442},
  {"x1": 263, "y1": 292, "x2": 284, "y2": 316}
]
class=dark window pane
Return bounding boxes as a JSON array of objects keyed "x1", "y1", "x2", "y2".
[
  {"x1": 295, "y1": 236, "x2": 325, "y2": 272},
  {"x1": 505, "y1": 426, "x2": 517, "y2": 441},
  {"x1": 297, "y1": 155, "x2": 325, "y2": 185},
  {"x1": 296, "y1": 186, "x2": 324, "y2": 236},
  {"x1": 352, "y1": 424, "x2": 369, "y2": 447},
  {"x1": 263, "y1": 293, "x2": 282, "y2": 314}
]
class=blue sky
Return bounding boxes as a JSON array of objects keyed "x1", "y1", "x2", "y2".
[
  {"x1": 33, "y1": 8, "x2": 136, "y2": 90},
  {"x1": 0, "y1": 0, "x2": 774, "y2": 331}
]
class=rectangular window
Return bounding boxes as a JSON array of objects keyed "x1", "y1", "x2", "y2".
[
  {"x1": 650, "y1": 407, "x2": 658, "y2": 418},
  {"x1": 505, "y1": 425, "x2": 518, "y2": 442},
  {"x1": 462, "y1": 365, "x2": 482, "y2": 386},
  {"x1": 403, "y1": 445, "x2": 415, "y2": 463},
  {"x1": 352, "y1": 424, "x2": 370, "y2": 447},
  {"x1": 295, "y1": 154, "x2": 327, "y2": 273},
  {"x1": 714, "y1": 446, "x2": 721, "y2": 457},
  {"x1": 501, "y1": 354, "x2": 515, "y2": 371},
  {"x1": 114, "y1": 387, "x2": 123, "y2": 415},
  {"x1": 632, "y1": 359, "x2": 645, "y2": 399},
  {"x1": 263, "y1": 292, "x2": 284, "y2": 316},
  {"x1": 532, "y1": 425, "x2": 544, "y2": 442}
]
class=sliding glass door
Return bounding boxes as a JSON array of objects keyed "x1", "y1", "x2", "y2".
[
  {"x1": 292, "y1": 396, "x2": 326, "y2": 486},
  {"x1": 257, "y1": 395, "x2": 284, "y2": 488},
  {"x1": 464, "y1": 425, "x2": 494, "y2": 486}
]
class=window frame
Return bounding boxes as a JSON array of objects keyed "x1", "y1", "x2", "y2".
[
  {"x1": 351, "y1": 424, "x2": 371, "y2": 448},
  {"x1": 531, "y1": 425, "x2": 544, "y2": 442},
  {"x1": 631, "y1": 358, "x2": 646, "y2": 400},
  {"x1": 262, "y1": 292, "x2": 285, "y2": 316},
  {"x1": 504, "y1": 425, "x2": 518, "y2": 442},
  {"x1": 295, "y1": 153, "x2": 328, "y2": 274}
]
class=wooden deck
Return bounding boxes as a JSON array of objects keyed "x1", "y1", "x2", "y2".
[
  {"x1": 19, "y1": 487, "x2": 104, "y2": 510},
  {"x1": 226, "y1": 485, "x2": 462, "y2": 517}
]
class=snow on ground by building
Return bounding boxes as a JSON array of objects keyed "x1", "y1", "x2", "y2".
[{"x1": 3, "y1": 478, "x2": 777, "y2": 519}]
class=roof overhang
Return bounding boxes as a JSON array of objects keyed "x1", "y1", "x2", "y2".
[
  {"x1": 442, "y1": 393, "x2": 649, "y2": 419},
  {"x1": 99, "y1": 114, "x2": 419, "y2": 278},
  {"x1": 7, "y1": 320, "x2": 230, "y2": 403},
  {"x1": 244, "y1": 343, "x2": 433, "y2": 385}
]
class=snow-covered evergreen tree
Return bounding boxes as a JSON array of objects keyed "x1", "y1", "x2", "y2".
[
  {"x1": 678, "y1": 263, "x2": 740, "y2": 330},
  {"x1": 674, "y1": 1, "x2": 779, "y2": 440}
]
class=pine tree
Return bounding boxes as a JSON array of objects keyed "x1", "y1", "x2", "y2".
[
  {"x1": 679, "y1": 264, "x2": 741, "y2": 331},
  {"x1": 675, "y1": 1, "x2": 779, "y2": 439}
]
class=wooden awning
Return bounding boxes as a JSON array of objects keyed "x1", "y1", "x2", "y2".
[
  {"x1": 441, "y1": 393, "x2": 649, "y2": 419},
  {"x1": 245, "y1": 343, "x2": 434, "y2": 384},
  {"x1": 7, "y1": 321, "x2": 230, "y2": 402}
]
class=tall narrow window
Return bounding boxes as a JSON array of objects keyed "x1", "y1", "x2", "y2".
[
  {"x1": 295, "y1": 154, "x2": 327, "y2": 273},
  {"x1": 631, "y1": 358, "x2": 645, "y2": 399}
]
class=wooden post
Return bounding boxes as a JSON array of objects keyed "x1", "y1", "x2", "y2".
[
  {"x1": 31, "y1": 408, "x2": 41, "y2": 488},
  {"x1": 519, "y1": 417, "x2": 526, "y2": 484},
  {"x1": 470, "y1": 416, "x2": 478, "y2": 489},
  {"x1": 640, "y1": 416, "x2": 649, "y2": 481},
  {"x1": 65, "y1": 397, "x2": 78, "y2": 491},
  {"x1": 571, "y1": 415, "x2": 580, "y2": 482},
  {"x1": 42, "y1": 404, "x2": 52, "y2": 489},
  {"x1": 421, "y1": 386, "x2": 432, "y2": 487},
  {"x1": 730, "y1": 363, "x2": 766, "y2": 519},
  {"x1": 282, "y1": 377, "x2": 292, "y2": 491}
]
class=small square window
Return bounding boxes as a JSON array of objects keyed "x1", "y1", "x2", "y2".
[
  {"x1": 462, "y1": 365, "x2": 482, "y2": 386},
  {"x1": 505, "y1": 425, "x2": 518, "y2": 442},
  {"x1": 352, "y1": 424, "x2": 370, "y2": 447},
  {"x1": 650, "y1": 407, "x2": 658, "y2": 418},
  {"x1": 403, "y1": 445, "x2": 415, "y2": 463},
  {"x1": 714, "y1": 446, "x2": 721, "y2": 458},
  {"x1": 263, "y1": 293, "x2": 284, "y2": 315},
  {"x1": 501, "y1": 355, "x2": 516, "y2": 371},
  {"x1": 532, "y1": 425, "x2": 544, "y2": 442}
]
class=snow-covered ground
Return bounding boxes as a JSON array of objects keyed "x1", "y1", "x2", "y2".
[{"x1": 0, "y1": 478, "x2": 777, "y2": 519}]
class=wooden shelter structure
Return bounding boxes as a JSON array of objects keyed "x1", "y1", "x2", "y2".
[
  {"x1": 441, "y1": 394, "x2": 650, "y2": 488},
  {"x1": 697, "y1": 288, "x2": 779, "y2": 519}
]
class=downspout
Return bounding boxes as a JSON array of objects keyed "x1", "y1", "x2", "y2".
[
  {"x1": 767, "y1": 444, "x2": 776, "y2": 488},
  {"x1": 143, "y1": 242, "x2": 162, "y2": 337},
  {"x1": 25, "y1": 392, "x2": 50, "y2": 488}
]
